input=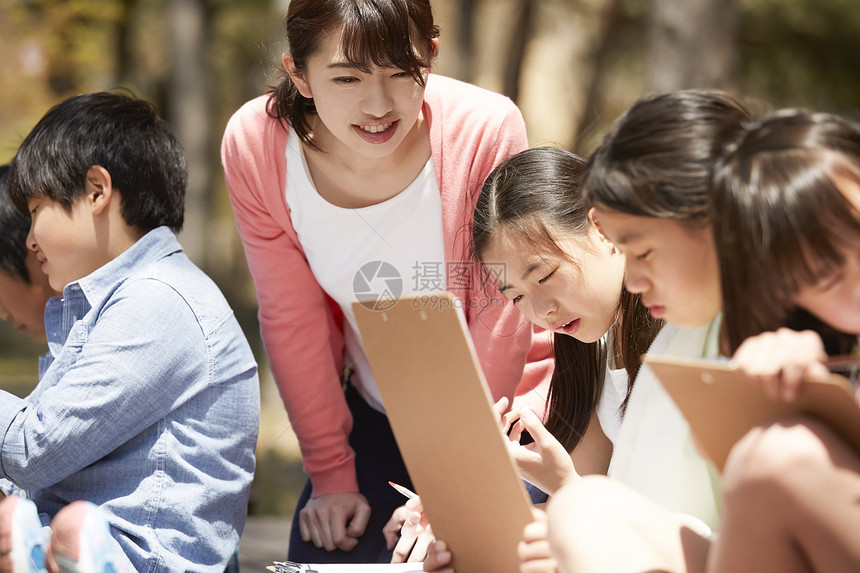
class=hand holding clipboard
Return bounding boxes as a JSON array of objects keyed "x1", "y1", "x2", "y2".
[{"x1": 644, "y1": 354, "x2": 860, "y2": 472}]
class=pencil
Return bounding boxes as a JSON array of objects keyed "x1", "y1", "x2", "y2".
[{"x1": 388, "y1": 480, "x2": 417, "y2": 499}]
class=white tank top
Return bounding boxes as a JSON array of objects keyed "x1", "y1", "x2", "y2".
[
  {"x1": 284, "y1": 130, "x2": 446, "y2": 412},
  {"x1": 607, "y1": 316, "x2": 723, "y2": 530}
]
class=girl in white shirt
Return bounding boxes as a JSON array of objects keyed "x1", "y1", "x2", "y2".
[
  {"x1": 472, "y1": 146, "x2": 663, "y2": 491},
  {"x1": 545, "y1": 108, "x2": 860, "y2": 573},
  {"x1": 412, "y1": 146, "x2": 662, "y2": 570},
  {"x1": 424, "y1": 92, "x2": 751, "y2": 573},
  {"x1": 705, "y1": 109, "x2": 860, "y2": 573},
  {"x1": 538, "y1": 89, "x2": 751, "y2": 573}
]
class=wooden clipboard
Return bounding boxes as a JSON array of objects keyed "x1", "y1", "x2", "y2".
[
  {"x1": 644, "y1": 354, "x2": 860, "y2": 472},
  {"x1": 353, "y1": 293, "x2": 532, "y2": 573}
]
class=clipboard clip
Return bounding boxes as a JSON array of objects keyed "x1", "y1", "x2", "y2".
[{"x1": 271, "y1": 561, "x2": 318, "y2": 573}]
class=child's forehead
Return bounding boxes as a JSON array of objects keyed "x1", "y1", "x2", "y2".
[
  {"x1": 25, "y1": 193, "x2": 47, "y2": 206},
  {"x1": 26, "y1": 194, "x2": 76, "y2": 214},
  {"x1": 494, "y1": 226, "x2": 588, "y2": 267},
  {"x1": 592, "y1": 207, "x2": 651, "y2": 245}
]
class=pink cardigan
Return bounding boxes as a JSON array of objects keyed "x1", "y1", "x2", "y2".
[{"x1": 221, "y1": 74, "x2": 552, "y2": 496}]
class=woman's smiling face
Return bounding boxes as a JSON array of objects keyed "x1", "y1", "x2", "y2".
[{"x1": 284, "y1": 27, "x2": 431, "y2": 161}]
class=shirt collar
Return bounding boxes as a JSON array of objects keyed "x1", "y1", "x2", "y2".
[{"x1": 66, "y1": 226, "x2": 182, "y2": 307}]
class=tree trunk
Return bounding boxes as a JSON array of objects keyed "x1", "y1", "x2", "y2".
[
  {"x1": 115, "y1": 0, "x2": 141, "y2": 89},
  {"x1": 648, "y1": 0, "x2": 738, "y2": 91},
  {"x1": 457, "y1": 0, "x2": 477, "y2": 83},
  {"x1": 167, "y1": 0, "x2": 213, "y2": 265},
  {"x1": 573, "y1": 0, "x2": 623, "y2": 152},
  {"x1": 503, "y1": 0, "x2": 534, "y2": 103}
]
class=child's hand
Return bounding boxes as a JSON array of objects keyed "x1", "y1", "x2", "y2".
[
  {"x1": 384, "y1": 496, "x2": 435, "y2": 563},
  {"x1": 733, "y1": 328, "x2": 829, "y2": 401},
  {"x1": 503, "y1": 408, "x2": 577, "y2": 495},
  {"x1": 492, "y1": 396, "x2": 510, "y2": 430},
  {"x1": 423, "y1": 540, "x2": 454, "y2": 572},
  {"x1": 518, "y1": 508, "x2": 558, "y2": 573}
]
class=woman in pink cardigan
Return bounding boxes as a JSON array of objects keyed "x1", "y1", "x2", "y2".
[{"x1": 220, "y1": 0, "x2": 552, "y2": 564}]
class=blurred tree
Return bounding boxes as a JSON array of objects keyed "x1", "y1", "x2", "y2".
[
  {"x1": 115, "y1": 0, "x2": 141, "y2": 87},
  {"x1": 456, "y1": 0, "x2": 477, "y2": 83},
  {"x1": 739, "y1": 0, "x2": 860, "y2": 117},
  {"x1": 168, "y1": 0, "x2": 214, "y2": 264},
  {"x1": 572, "y1": 0, "x2": 624, "y2": 152},
  {"x1": 648, "y1": 0, "x2": 738, "y2": 91},
  {"x1": 503, "y1": 0, "x2": 534, "y2": 103}
]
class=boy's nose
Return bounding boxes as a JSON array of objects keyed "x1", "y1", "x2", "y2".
[{"x1": 26, "y1": 228, "x2": 38, "y2": 252}]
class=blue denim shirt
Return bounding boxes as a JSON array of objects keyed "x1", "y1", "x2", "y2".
[{"x1": 0, "y1": 227, "x2": 260, "y2": 572}]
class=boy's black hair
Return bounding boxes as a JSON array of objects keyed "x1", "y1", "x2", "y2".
[
  {"x1": 8, "y1": 92, "x2": 186, "y2": 232},
  {"x1": 0, "y1": 164, "x2": 32, "y2": 282}
]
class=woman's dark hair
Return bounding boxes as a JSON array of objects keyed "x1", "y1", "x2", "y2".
[
  {"x1": 268, "y1": 0, "x2": 440, "y2": 148},
  {"x1": 583, "y1": 89, "x2": 751, "y2": 224},
  {"x1": 711, "y1": 109, "x2": 860, "y2": 352},
  {"x1": 8, "y1": 92, "x2": 186, "y2": 233},
  {"x1": 0, "y1": 165, "x2": 32, "y2": 282},
  {"x1": 473, "y1": 147, "x2": 662, "y2": 452}
]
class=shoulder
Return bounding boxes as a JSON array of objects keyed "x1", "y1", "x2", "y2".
[
  {"x1": 225, "y1": 94, "x2": 278, "y2": 133},
  {"x1": 221, "y1": 94, "x2": 292, "y2": 210},
  {"x1": 646, "y1": 323, "x2": 683, "y2": 355},
  {"x1": 649, "y1": 318, "x2": 720, "y2": 358},
  {"x1": 424, "y1": 74, "x2": 522, "y2": 126},
  {"x1": 222, "y1": 94, "x2": 289, "y2": 159},
  {"x1": 115, "y1": 255, "x2": 234, "y2": 338},
  {"x1": 424, "y1": 74, "x2": 527, "y2": 162}
]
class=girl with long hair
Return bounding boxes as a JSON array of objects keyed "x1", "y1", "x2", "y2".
[
  {"x1": 546, "y1": 108, "x2": 860, "y2": 573},
  {"x1": 422, "y1": 145, "x2": 662, "y2": 572}
]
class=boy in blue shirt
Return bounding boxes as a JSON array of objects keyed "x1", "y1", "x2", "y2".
[{"x1": 0, "y1": 92, "x2": 260, "y2": 572}]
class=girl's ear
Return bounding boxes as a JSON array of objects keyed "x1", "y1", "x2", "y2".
[
  {"x1": 283, "y1": 53, "x2": 313, "y2": 99},
  {"x1": 588, "y1": 207, "x2": 617, "y2": 254},
  {"x1": 86, "y1": 165, "x2": 114, "y2": 216},
  {"x1": 429, "y1": 38, "x2": 440, "y2": 58},
  {"x1": 588, "y1": 207, "x2": 607, "y2": 240}
]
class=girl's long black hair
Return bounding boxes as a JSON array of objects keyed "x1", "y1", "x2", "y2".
[{"x1": 473, "y1": 147, "x2": 661, "y2": 452}]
